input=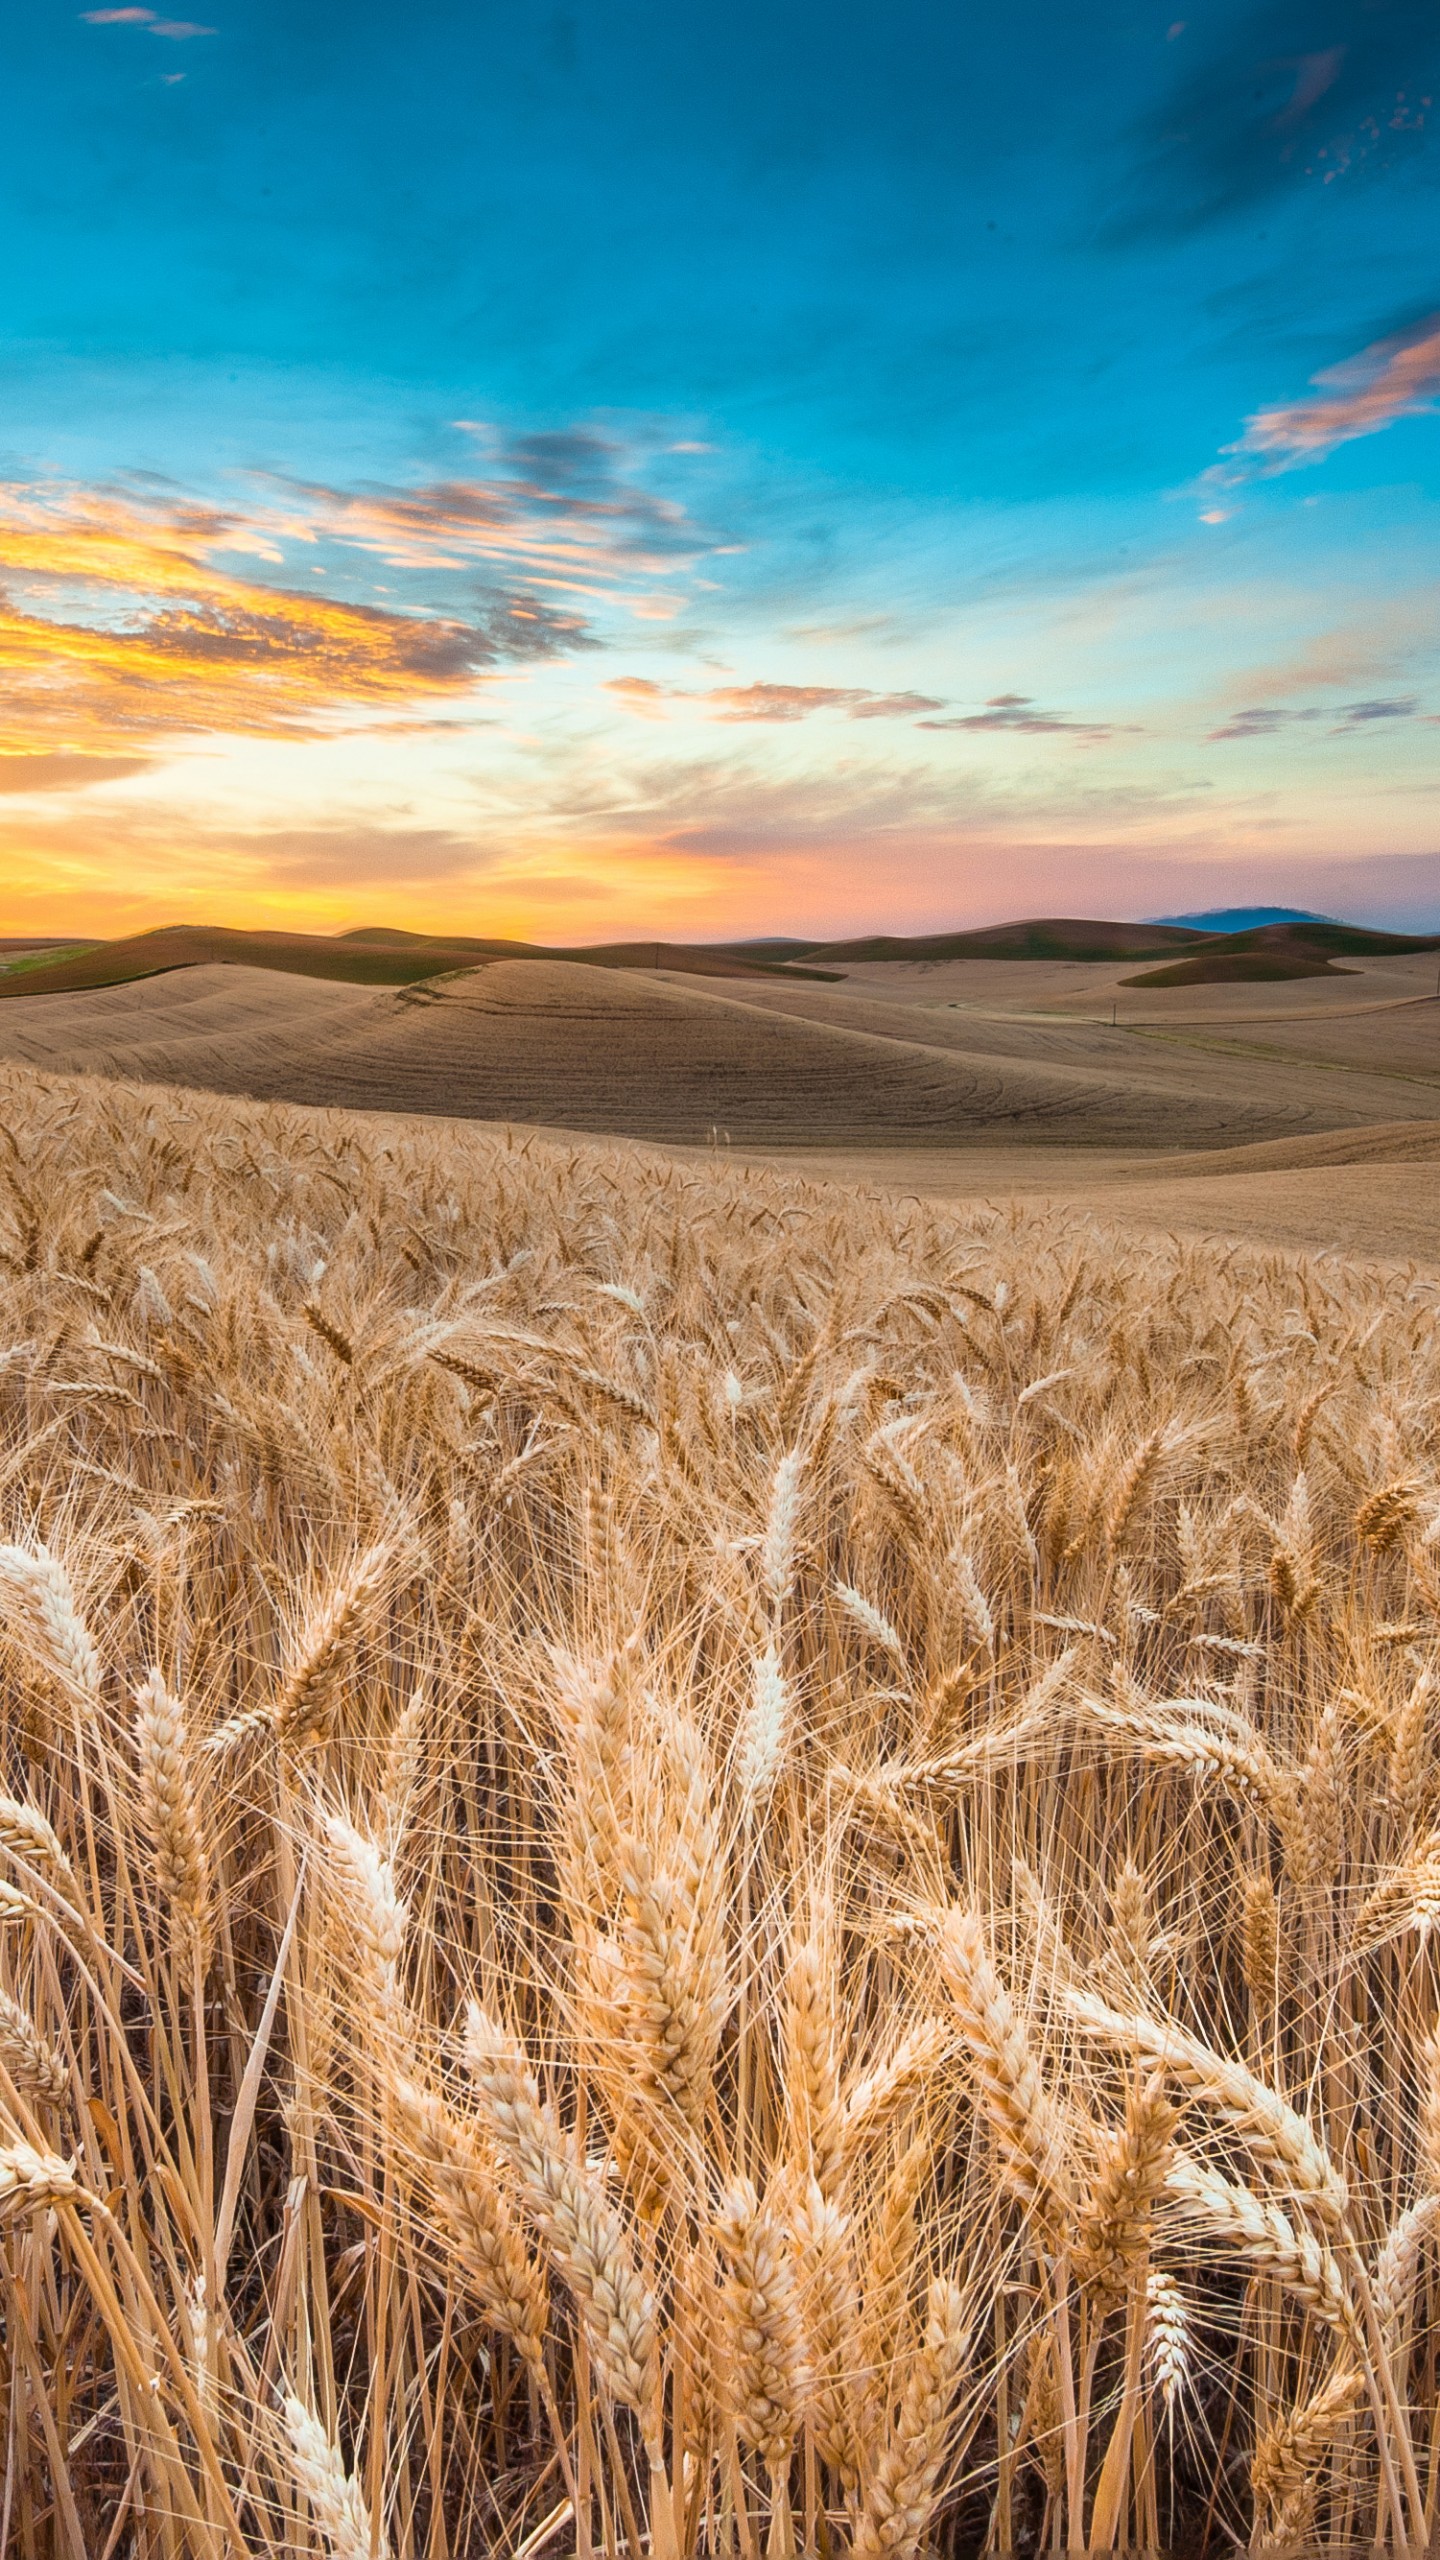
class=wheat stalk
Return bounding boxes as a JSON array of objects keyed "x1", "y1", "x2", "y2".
[
  {"x1": 133, "y1": 1668, "x2": 212, "y2": 1957},
  {"x1": 464, "y1": 2001, "x2": 659, "y2": 2429},
  {"x1": 1164, "y1": 2154, "x2": 1358, "y2": 2337},
  {"x1": 852, "y1": 2277, "x2": 972, "y2": 2560},
  {"x1": 282, "y1": 2391, "x2": 388, "y2": 2560},
  {"x1": 1067, "y1": 1987, "x2": 1348, "y2": 2223}
]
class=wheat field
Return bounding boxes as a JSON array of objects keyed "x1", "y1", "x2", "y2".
[{"x1": 0, "y1": 1060, "x2": 1438, "y2": 2557}]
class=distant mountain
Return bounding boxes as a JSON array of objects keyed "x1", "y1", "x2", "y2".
[{"x1": 1146, "y1": 906, "x2": 1334, "y2": 932}]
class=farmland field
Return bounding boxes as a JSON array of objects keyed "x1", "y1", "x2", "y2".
[{"x1": 0, "y1": 1056, "x2": 1437, "y2": 2555}]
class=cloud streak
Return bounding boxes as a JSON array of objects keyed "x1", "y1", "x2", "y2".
[
  {"x1": 1116, "y1": 0, "x2": 1439, "y2": 233},
  {"x1": 917, "y1": 693, "x2": 1118, "y2": 739},
  {"x1": 267, "y1": 431, "x2": 707, "y2": 597},
  {"x1": 605, "y1": 677, "x2": 943, "y2": 723},
  {"x1": 81, "y1": 9, "x2": 215, "y2": 33},
  {"x1": 0, "y1": 751, "x2": 151, "y2": 792},
  {"x1": 1208, "y1": 695, "x2": 1423, "y2": 740},
  {"x1": 1217, "y1": 314, "x2": 1440, "y2": 478}
]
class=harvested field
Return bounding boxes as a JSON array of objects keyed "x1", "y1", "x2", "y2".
[
  {"x1": 663, "y1": 967, "x2": 1440, "y2": 1132},
  {"x1": 1, "y1": 1059, "x2": 1438, "y2": 2559},
  {"x1": 734, "y1": 1123, "x2": 1440, "y2": 1264},
  {"x1": 0, "y1": 954, "x2": 1428, "y2": 1152}
]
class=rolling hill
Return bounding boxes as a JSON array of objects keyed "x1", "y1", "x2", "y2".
[
  {"x1": 0, "y1": 922, "x2": 842, "y2": 1000},
  {"x1": 0, "y1": 952, "x2": 1430, "y2": 1155},
  {"x1": 797, "y1": 917, "x2": 1211, "y2": 962},
  {"x1": 1124, "y1": 918, "x2": 1440, "y2": 986}
]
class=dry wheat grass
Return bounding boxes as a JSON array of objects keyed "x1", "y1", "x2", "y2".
[{"x1": 0, "y1": 1061, "x2": 1435, "y2": 2556}]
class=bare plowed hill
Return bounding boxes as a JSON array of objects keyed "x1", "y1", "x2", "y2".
[
  {"x1": 0, "y1": 955, "x2": 1420, "y2": 1152},
  {"x1": 662, "y1": 968, "x2": 1440, "y2": 1131}
]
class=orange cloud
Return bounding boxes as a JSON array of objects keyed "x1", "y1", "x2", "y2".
[
  {"x1": 707, "y1": 682, "x2": 943, "y2": 722},
  {"x1": 1223, "y1": 314, "x2": 1440, "y2": 472},
  {"x1": 0, "y1": 442, "x2": 719, "y2": 762},
  {"x1": 0, "y1": 751, "x2": 150, "y2": 791},
  {"x1": 0, "y1": 482, "x2": 545, "y2": 754}
]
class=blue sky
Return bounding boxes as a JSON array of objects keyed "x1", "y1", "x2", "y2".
[{"x1": 2, "y1": 0, "x2": 1438, "y2": 935}]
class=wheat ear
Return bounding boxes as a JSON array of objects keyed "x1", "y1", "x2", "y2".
[
  {"x1": 1076, "y1": 1695, "x2": 1298, "y2": 1830},
  {"x1": 840, "y1": 2020, "x2": 952, "y2": 2168},
  {"x1": 1250, "y1": 2364, "x2": 1366, "y2": 2538},
  {"x1": 1164, "y1": 2155, "x2": 1358, "y2": 2339},
  {"x1": 1074, "y1": 2074, "x2": 1177, "y2": 2294},
  {"x1": 0, "y1": 1542, "x2": 101, "y2": 1704},
  {"x1": 1144, "y1": 2270, "x2": 1190, "y2": 2412},
  {"x1": 761, "y1": 1448, "x2": 806, "y2": 1607},
  {"x1": 738, "y1": 1644, "x2": 791, "y2": 1805},
  {"x1": 133, "y1": 1669, "x2": 212, "y2": 1958},
  {"x1": 323, "y1": 1812, "x2": 407, "y2": 2015},
  {"x1": 852, "y1": 2278, "x2": 972, "y2": 2560},
  {"x1": 714, "y1": 2176, "x2": 810, "y2": 2471},
  {"x1": 1067, "y1": 1987, "x2": 1347, "y2": 2223},
  {"x1": 463, "y1": 2001, "x2": 658, "y2": 2430},
  {"x1": 785, "y1": 1936, "x2": 846, "y2": 2198},
  {"x1": 0, "y1": 1991, "x2": 68, "y2": 2105},
  {"x1": 615, "y1": 1830, "x2": 725, "y2": 2135},
  {"x1": 277, "y1": 1541, "x2": 391, "y2": 1748},
  {"x1": 281, "y1": 2392, "x2": 387, "y2": 2560},
  {"x1": 935, "y1": 1905, "x2": 1071, "y2": 2223},
  {"x1": 0, "y1": 1796, "x2": 74, "y2": 1882},
  {"x1": 789, "y1": 2176, "x2": 864, "y2": 2492},
  {"x1": 1374, "y1": 2194, "x2": 1440, "y2": 2357},
  {"x1": 0, "y1": 2141, "x2": 84, "y2": 2222},
  {"x1": 389, "y1": 2074, "x2": 547, "y2": 2363}
]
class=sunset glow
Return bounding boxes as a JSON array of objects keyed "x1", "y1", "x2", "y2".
[{"x1": 5, "y1": 0, "x2": 1440, "y2": 936}]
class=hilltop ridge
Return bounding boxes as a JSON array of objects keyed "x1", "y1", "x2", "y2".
[{"x1": 1, "y1": 911, "x2": 1436, "y2": 1002}]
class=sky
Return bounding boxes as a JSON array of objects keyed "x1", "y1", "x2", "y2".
[{"x1": 2, "y1": 0, "x2": 1440, "y2": 940}]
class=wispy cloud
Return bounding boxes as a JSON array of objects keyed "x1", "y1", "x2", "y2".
[
  {"x1": 81, "y1": 8, "x2": 215, "y2": 33},
  {"x1": 705, "y1": 683, "x2": 942, "y2": 723},
  {"x1": 1208, "y1": 695, "x2": 1423, "y2": 741},
  {"x1": 267, "y1": 430, "x2": 708, "y2": 597},
  {"x1": 1115, "y1": 0, "x2": 1438, "y2": 233},
  {"x1": 1215, "y1": 314, "x2": 1440, "y2": 480},
  {"x1": 917, "y1": 693, "x2": 1117, "y2": 739},
  {"x1": 0, "y1": 751, "x2": 150, "y2": 792},
  {"x1": 604, "y1": 677, "x2": 942, "y2": 723},
  {"x1": 258, "y1": 826, "x2": 487, "y2": 888},
  {"x1": 0, "y1": 482, "x2": 516, "y2": 754}
]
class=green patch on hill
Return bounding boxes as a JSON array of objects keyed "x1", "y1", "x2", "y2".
[{"x1": 0, "y1": 943, "x2": 100, "y2": 978}]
